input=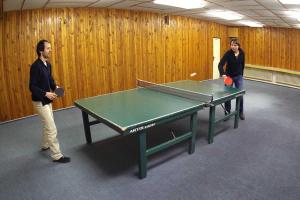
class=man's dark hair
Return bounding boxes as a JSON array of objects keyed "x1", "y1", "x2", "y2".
[
  {"x1": 230, "y1": 38, "x2": 240, "y2": 47},
  {"x1": 36, "y1": 40, "x2": 49, "y2": 57}
]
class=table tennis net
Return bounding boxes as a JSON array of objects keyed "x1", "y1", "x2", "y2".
[{"x1": 137, "y1": 79, "x2": 213, "y2": 103}]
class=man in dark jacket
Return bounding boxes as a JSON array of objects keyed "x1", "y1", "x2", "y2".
[
  {"x1": 29, "y1": 40, "x2": 70, "y2": 163},
  {"x1": 218, "y1": 38, "x2": 245, "y2": 120}
]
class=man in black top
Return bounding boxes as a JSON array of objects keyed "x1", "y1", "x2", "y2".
[
  {"x1": 29, "y1": 40, "x2": 70, "y2": 163},
  {"x1": 218, "y1": 38, "x2": 245, "y2": 120}
]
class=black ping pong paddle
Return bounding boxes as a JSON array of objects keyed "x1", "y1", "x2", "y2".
[{"x1": 54, "y1": 87, "x2": 64, "y2": 97}]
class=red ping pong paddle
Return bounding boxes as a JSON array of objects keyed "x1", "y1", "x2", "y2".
[
  {"x1": 224, "y1": 76, "x2": 233, "y2": 86},
  {"x1": 54, "y1": 87, "x2": 64, "y2": 97}
]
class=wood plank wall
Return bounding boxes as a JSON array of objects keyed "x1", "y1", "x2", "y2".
[
  {"x1": 0, "y1": 8, "x2": 228, "y2": 122},
  {"x1": 239, "y1": 27, "x2": 300, "y2": 72}
]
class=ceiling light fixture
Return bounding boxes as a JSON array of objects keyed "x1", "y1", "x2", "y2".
[
  {"x1": 279, "y1": 0, "x2": 300, "y2": 4},
  {"x1": 153, "y1": 0, "x2": 206, "y2": 9},
  {"x1": 239, "y1": 20, "x2": 264, "y2": 27},
  {"x1": 285, "y1": 10, "x2": 300, "y2": 21},
  {"x1": 206, "y1": 10, "x2": 243, "y2": 20}
]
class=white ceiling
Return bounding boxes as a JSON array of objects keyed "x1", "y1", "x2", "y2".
[{"x1": 3, "y1": 0, "x2": 300, "y2": 28}]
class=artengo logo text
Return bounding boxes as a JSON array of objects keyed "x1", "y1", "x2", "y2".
[{"x1": 129, "y1": 123, "x2": 156, "y2": 133}]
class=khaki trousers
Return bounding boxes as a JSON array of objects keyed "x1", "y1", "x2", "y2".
[{"x1": 32, "y1": 101, "x2": 63, "y2": 160}]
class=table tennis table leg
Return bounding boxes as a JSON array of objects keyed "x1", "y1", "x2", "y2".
[
  {"x1": 188, "y1": 112, "x2": 197, "y2": 154},
  {"x1": 208, "y1": 106, "x2": 216, "y2": 144},
  {"x1": 82, "y1": 111, "x2": 92, "y2": 144},
  {"x1": 234, "y1": 97, "x2": 241, "y2": 129},
  {"x1": 138, "y1": 131, "x2": 147, "y2": 179}
]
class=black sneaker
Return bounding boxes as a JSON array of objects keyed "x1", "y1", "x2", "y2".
[
  {"x1": 239, "y1": 113, "x2": 245, "y2": 120},
  {"x1": 53, "y1": 156, "x2": 71, "y2": 163},
  {"x1": 41, "y1": 147, "x2": 50, "y2": 151},
  {"x1": 224, "y1": 111, "x2": 231, "y2": 121},
  {"x1": 225, "y1": 111, "x2": 231, "y2": 115}
]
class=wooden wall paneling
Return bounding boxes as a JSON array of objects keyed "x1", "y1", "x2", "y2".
[
  {"x1": 284, "y1": 29, "x2": 290, "y2": 70},
  {"x1": 186, "y1": 18, "x2": 193, "y2": 80},
  {"x1": 108, "y1": 9, "x2": 122, "y2": 92},
  {"x1": 186, "y1": 19, "x2": 197, "y2": 82},
  {"x1": 197, "y1": 21, "x2": 204, "y2": 81},
  {"x1": 289, "y1": 29, "x2": 296, "y2": 71},
  {"x1": 294, "y1": 30, "x2": 300, "y2": 71},
  {"x1": 175, "y1": 17, "x2": 184, "y2": 81},
  {"x1": 140, "y1": 12, "x2": 154, "y2": 82},
  {"x1": 0, "y1": 16, "x2": 11, "y2": 121},
  {"x1": 156, "y1": 14, "x2": 189, "y2": 83},
  {"x1": 87, "y1": 8, "x2": 102, "y2": 96},
  {"x1": 99, "y1": 9, "x2": 111, "y2": 94},
  {"x1": 270, "y1": 28, "x2": 276, "y2": 68},
  {"x1": 270, "y1": 27, "x2": 276, "y2": 67},
  {"x1": 19, "y1": 10, "x2": 34, "y2": 117},
  {"x1": 2, "y1": 8, "x2": 224, "y2": 121},
  {"x1": 193, "y1": 20, "x2": 201, "y2": 80},
  {"x1": 297, "y1": 30, "x2": 300, "y2": 71},
  {"x1": 122, "y1": 10, "x2": 136, "y2": 89},
  {"x1": 145, "y1": 13, "x2": 156, "y2": 83},
  {"x1": 296, "y1": 30, "x2": 300, "y2": 71},
  {"x1": 264, "y1": 28, "x2": 271, "y2": 67},
  {"x1": 115, "y1": 9, "x2": 125, "y2": 91},
  {"x1": 278, "y1": 28, "x2": 285, "y2": 69},
  {"x1": 293, "y1": 29, "x2": 300, "y2": 71},
  {"x1": 3, "y1": 12, "x2": 20, "y2": 119},
  {"x1": 204, "y1": 22, "x2": 210, "y2": 80},
  {"x1": 51, "y1": 8, "x2": 66, "y2": 109},
  {"x1": 183, "y1": 17, "x2": 190, "y2": 80},
  {"x1": 151, "y1": 13, "x2": 162, "y2": 83},
  {"x1": 64, "y1": 8, "x2": 78, "y2": 104},
  {"x1": 25, "y1": 11, "x2": 38, "y2": 115},
  {"x1": 15, "y1": 11, "x2": 26, "y2": 119},
  {"x1": 248, "y1": 28, "x2": 255, "y2": 64},
  {"x1": 206, "y1": 22, "x2": 215, "y2": 80},
  {"x1": 265, "y1": 28, "x2": 274, "y2": 66},
  {"x1": 164, "y1": 15, "x2": 172, "y2": 83},
  {"x1": 179, "y1": 16, "x2": 188, "y2": 81},
  {"x1": 74, "y1": 8, "x2": 90, "y2": 98},
  {"x1": 239, "y1": 26, "x2": 300, "y2": 72},
  {"x1": 285, "y1": 29, "x2": 292, "y2": 70},
  {"x1": 95, "y1": 9, "x2": 107, "y2": 94},
  {"x1": 18, "y1": 11, "x2": 32, "y2": 117},
  {"x1": 0, "y1": 0, "x2": 3, "y2": 20},
  {"x1": 154, "y1": 13, "x2": 165, "y2": 83},
  {"x1": 165, "y1": 15, "x2": 181, "y2": 82},
  {"x1": 84, "y1": 8, "x2": 99, "y2": 96},
  {"x1": 221, "y1": 25, "x2": 229, "y2": 67},
  {"x1": 136, "y1": 12, "x2": 145, "y2": 81},
  {"x1": 258, "y1": 28, "x2": 264, "y2": 65},
  {"x1": 180, "y1": 17, "x2": 188, "y2": 80},
  {"x1": 194, "y1": 20, "x2": 201, "y2": 80},
  {"x1": 58, "y1": 8, "x2": 78, "y2": 107},
  {"x1": 279, "y1": 28, "x2": 285, "y2": 69},
  {"x1": 238, "y1": 27, "x2": 246, "y2": 61},
  {"x1": 256, "y1": 28, "x2": 263, "y2": 65},
  {"x1": 242, "y1": 27, "x2": 250, "y2": 64},
  {"x1": 287, "y1": 29, "x2": 292, "y2": 71},
  {"x1": 132, "y1": 11, "x2": 142, "y2": 84}
]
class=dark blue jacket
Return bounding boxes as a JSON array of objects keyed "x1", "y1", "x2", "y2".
[{"x1": 29, "y1": 58, "x2": 56, "y2": 105}]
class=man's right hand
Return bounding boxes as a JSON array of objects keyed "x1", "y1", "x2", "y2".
[
  {"x1": 222, "y1": 75, "x2": 227, "y2": 79},
  {"x1": 45, "y1": 92, "x2": 57, "y2": 100}
]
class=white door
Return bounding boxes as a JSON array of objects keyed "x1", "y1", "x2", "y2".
[{"x1": 213, "y1": 38, "x2": 220, "y2": 79}]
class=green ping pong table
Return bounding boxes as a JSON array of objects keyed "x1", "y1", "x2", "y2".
[{"x1": 74, "y1": 79, "x2": 245, "y2": 179}]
